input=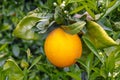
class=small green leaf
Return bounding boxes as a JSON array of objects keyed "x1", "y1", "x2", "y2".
[
  {"x1": 70, "y1": 6, "x2": 84, "y2": 14},
  {"x1": 0, "y1": 43, "x2": 8, "y2": 51},
  {"x1": 3, "y1": 59, "x2": 24, "y2": 80},
  {"x1": 21, "y1": 60, "x2": 29, "y2": 68},
  {"x1": 61, "y1": 21, "x2": 86, "y2": 34},
  {"x1": 13, "y1": 15, "x2": 41, "y2": 40},
  {"x1": 29, "y1": 56, "x2": 42, "y2": 70}
]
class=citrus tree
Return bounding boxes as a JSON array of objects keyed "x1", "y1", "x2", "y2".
[{"x1": 1, "y1": 0, "x2": 120, "y2": 80}]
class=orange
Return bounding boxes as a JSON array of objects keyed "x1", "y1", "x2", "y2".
[{"x1": 44, "y1": 27, "x2": 82, "y2": 67}]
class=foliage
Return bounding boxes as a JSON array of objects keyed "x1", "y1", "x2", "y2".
[{"x1": 0, "y1": 0, "x2": 120, "y2": 80}]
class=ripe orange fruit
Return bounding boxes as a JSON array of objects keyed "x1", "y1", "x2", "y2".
[{"x1": 44, "y1": 27, "x2": 82, "y2": 67}]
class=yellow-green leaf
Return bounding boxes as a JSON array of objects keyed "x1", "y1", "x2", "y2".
[
  {"x1": 70, "y1": 6, "x2": 84, "y2": 14},
  {"x1": 86, "y1": 21, "x2": 118, "y2": 48},
  {"x1": 13, "y1": 15, "x2": 41, "y2": 40}
]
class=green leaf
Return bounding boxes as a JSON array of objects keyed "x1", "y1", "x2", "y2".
[
  {"x1": 0, "y1": 67, "x2": 5, "y2": 80},
  {"x1": 90, "y1": 68, "x2": 101, "y2": 80},
  {"x1": 3, "y1": 59, "x2": 24, "y2": 80},
  {"x1": 105, "y1": 52, "x2": 115, "y2": 73},
  {"x1": 77, "y1": 59, "x2": 87, "y2": 69},
  {"x1": 86, "y1": 53, "x2": 94, "y2": 79},
  {"x1": 0, "y1": 24, "x2": 10, "y2": 32},
  {"x1": 101, "y1": 0, "x2": 120, "y2": 19},
  {"x1": 29, "y1": 56, "x2": 42, "y2": 70},
  {"x1": 85, "y1": 6, "x2": 95, "y2": 19},
  {"x1": 57, "y1": 0, "x2": 62, "y2": 5},
  {"x1": 86, "y1": 21, "x2": 118, "y2": 48},
  {"x1": 54, "y1": 7, "x2": 65, "y2": 24},
  {"x1": 13, "y1": 15, "x2": 41, "y2": 40},
  {"x1": 86, "y1": 0, "x2": 97, "y2": 11},
  {"x1": 66, "y1": 72, "x2": 81, "y2": 80},
  {"x1": 0, "y1": 43, "x2": 8, "y2": 51},
  {"x1": 61, "y1": 21, "x2": 86, "y2": 34},
  {"x1": 82, "y1": 36, "x2": 103, "y2": 63},
  {"x1": 36, "y1": 64, "x2": 49, "y2": 74},
  {"x1": 108, "y1": 0, "x2": 117, "y2": 8},
  {"x1": 70, "y1": 6, "x2": 84, "y2": 14},
  {"x1": 67, "y1": 0, "x2": 84, "y2": 4}
]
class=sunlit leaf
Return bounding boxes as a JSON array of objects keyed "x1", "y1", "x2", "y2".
[
  {"x1": 61, "y1": 21, "x2": 86, "y2": 34},
  {"x1": 36, "y1": 65, "x2": 49, "y2": 74},
  {"x1": 70, "y1": 6, "x2": 84, "y2": 14},
  {"x1": 13, "y1": 15, "x2": 41, "y2": 40},
  {"x1": 0, "y1": 43, "x2": 8, "y2": 51},
  {"x1": 67, "y1": 0, "x2": 84, "y2": 4},
  {"x1": 108, "y1": 0, "x2": 117, "y2": 8}
]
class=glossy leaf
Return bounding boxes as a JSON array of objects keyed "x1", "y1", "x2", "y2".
[
  {"x1": 61, "y1": 21, "x2": 86, "y2": 34},
  {"x1": 86, "y1": 21, "x2": 118, "y2": 48},
  {"x1": 13, "y1": 15, "x2": 41, "y2": 40},
  {"x1": 3, "y1": 59, "x2": 24, "y2": 80}
]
